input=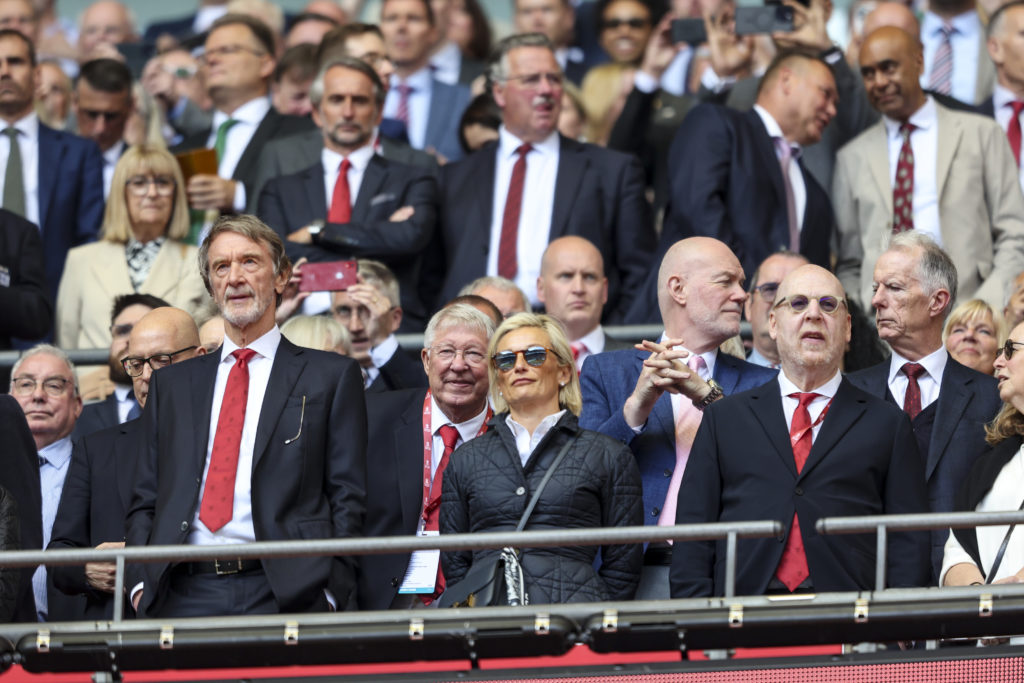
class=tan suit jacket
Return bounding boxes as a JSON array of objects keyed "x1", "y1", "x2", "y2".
[
  {"x1": 834, "y1": 102, "x2": 1024, "y2": 310},
  {"x1": 56, "y1": 239, "x2": 214, "y2": 349}
]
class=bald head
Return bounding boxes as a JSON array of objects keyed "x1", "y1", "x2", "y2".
[
  {"x1": 538, "y1": 236, "x2": 608, "y2": 340},
  {"x1": 859, "y1": 26, "x2": 925, "y2": 122},
  {"x1": 127, "y1": 307, "x2": 203, "y2": 407},
  {"x1": 862, "y1": 2, "x2": 919, "y2": 38},
  {"x1": 79, "y1": 0, "x2": 136, "y2": 59},
  {"x1": 756, "y1": 52, "x2": 837, "y2": 146}
]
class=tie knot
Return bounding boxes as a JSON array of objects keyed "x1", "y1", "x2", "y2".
[
  {"x1": 570, "y1": 341, "x2": 585, "y2": 360},
  {"x1": 339, "y1": 157, "x2": 351, "y2": 173},
  {"x1": 687, "y1": 354, "x2": 707, "y2": 374},
  {"x1": 217, "y1": 118, "x2": 238, "y2": 134},
  {"x1": 902, "y1": 362, "x2": 925, "y2": 380},
  {"x1": 1011, "y1": 101, "x2": 1024, "y2": 117},
  {"x1": 396, "y1": 83, "x2": 412, "y2": 96},
  {"x1": 899, "y1": 122, "x2": 916, "y2": 137},
  {"x1": 516, "y1": 143, "x2": 532, "y2": 158},
  {"x1": 38, "y1": 456, "x2": 46, "y2": 467},
  {"x1": 3, "y1": 127, "x2": 17, "y2": 140},
  {"x1": 939, "y1": 22, "x2": 956, "y2": 37},
  {"x1": 788, "y1": 392, "x2": 820, "y2": 409},
  {"x1": 232, "y1": 348, "x2": 257, "y2": 366},
  {"x1": 438, "y1": 424, "x2": 459, "y2": 451}
]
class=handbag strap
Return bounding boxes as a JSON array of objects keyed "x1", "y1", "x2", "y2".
[
  {"x1": 985, "y1": 496, "x2": 1024, "y2": 584},
  {"x1": 514, "y1": 432, "x2": 576, "y2": 532}
]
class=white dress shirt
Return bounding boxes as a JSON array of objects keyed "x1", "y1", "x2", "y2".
[
  {"x1": 113, "y1": 383, "x2": 137, "y2": 423},
  {"x1": 573, "y1": 324, "x2": 607, "y2": 371},
  {"x1": 384, "y1": 68, "x2": 433, "y2": 151},
  {"x1": 506, "y1": 410, "x2": 567, "y2": 466},
  {"x1": 777, "y1": 369, "x2": 842, "y2": 440},
  {"x1": 992, "y1": 83, "x2": 1024, "y2": 193},
  {"x1": 35, "y1": 435, "x2": 73, "y2": 620},
  {"x1": 920, "y1": 10, "x2": 983, "y2": 105},
  {"x1": 102, "y1": 139, "x2": 125, "y2": 200},
  {"x1": 887, "y1": 346, "x2": 947, "y2": 413},
  {"x1": 883, "y1": 96, "x2": 942, "y2": 246},
  {"x1": 0, "y1": 111, "x2": 40, "y2": 226},
  {"x1": 187, "y1": 326, "x2": 281, "y2": 546},
  {"x1": 207, "y1": 96, "x2": 271, "y2": 212},
  {"x1": 365, "y1": 333, "x2": 400, "y2": 388},
  {"x1": 487, "y1": 126, "x2": 560, "y2": 306},
  {"x1": 754, "y1": 104, "x2": 806, "y2": 231},
  {"x1": 429, "y1": 41, "x2": 462, "y2": 85},
  {"x1": 429, "y1": 395, "x2": 489, "y2": 477},
  {"x1": 193, "y1": 5, "x2": 228, "y2": 34},
  {"x1": 321, "y1": 143, "x2": 375, "y2": 213}
]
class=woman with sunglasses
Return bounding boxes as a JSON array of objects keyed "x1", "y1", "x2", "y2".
[
  {"x1": 56, "y1": 144, "x2": 213, "y2": 351},
  {"x1": 941, "y1": 327, "x2": 1024, "y2": 608},
  {"x1": 440, "y1": 313, "x2": 643, "y2": 604}
]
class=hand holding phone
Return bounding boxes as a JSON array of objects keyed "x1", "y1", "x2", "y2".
[{"x1": 299, "y1": 260, "x2": 358, "y2": 292}]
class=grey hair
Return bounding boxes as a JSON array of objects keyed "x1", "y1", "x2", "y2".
[
  {"x1": 886, "y1": 232, "x2": 958, "y2": 314},
  {"x1": 488, "y1": 32, "x2": 556, "y2": 84},
  {"x1": 11, "y1": 344, "x2": 79, "y2": 396},
  {"x1": 309, "y1": 55, "x2": 386, "y2": 109},
  {"x1": 423, "y1": 303, "x2": 496, "y2": 349},
  {"x1": 458, "y1": 276, "x2": 530, "y2": 311}
]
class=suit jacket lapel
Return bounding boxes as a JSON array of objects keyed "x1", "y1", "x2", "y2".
[
  {"x1": 550, "y1": 137, "x2": 587, "y2": 237},
  {"x1": 934, "y1": 104, "x2": 963, "y2": 200},
  {"x1": 747, "y1": 111, "x2": 787, "y2": 210},
  {"x1": 252, "y1": 339, "x2": 305, "y2": 470},
  {"x1": 115, "y1": 421, "x2": 139, "y2": 513},
  {"x1": 235, "y1": 109, "x2": 279, "y2": 178},
  {"x1": 190, "y1": 351, "x2": 221, "y2": 474},
  {"x1": 712, "y1": 353, "x2": 745, "y2": 395},
  {"x1": 37, "y1": 126, "x2": 62, "y2": 233},
  {"x1": 800, "y1": 379, "x2": 867, "y2": 480},
  {"x1": 865, "y1": 122, "x2": 892, "y2": 213},
  {"x1": 928, "y1": 359, "x2": 971, "y2": 480},
  {"x1": 353, "y1": 155, "x2": 387, "y2": 220},
  {"x1": 746, "y1": 380, "x2": 797, "y2": 477},
  {"x1": 143, "y1": 241, "x2": 188, "y2": 300},
  {"x1": 91, "y1": 242, "x2": 132, "y2": 300},
  {"x1": 395, "y1": 391, "x2": 428, "y2": 534},
  {"x1": 303, "y1": 163, "x2": 327, "y2": 218}
]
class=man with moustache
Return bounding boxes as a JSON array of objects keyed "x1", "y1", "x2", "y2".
[
  {"x1": 834, "y1": 26, "x2": 1024, "y2": 312},
  {"x1": 126, "y1": 215, "x2": 367, "y2": 617},
  {"x1": 49, "y1": 307, "x2": 204, "y2": 620},
  {"x1": 358, "y1": 303, "x2": 495, "y2": 609},
  {"x1": 744, "y1": 251, "x2": 809, "y2": 369},
  {"x1": 671, "y1": 265, "x2": 930, "y2": 597}
]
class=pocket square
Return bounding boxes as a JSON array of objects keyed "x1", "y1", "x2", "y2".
[{"x1": 370, "y1": 193, "x2": 396, "y2": 206}]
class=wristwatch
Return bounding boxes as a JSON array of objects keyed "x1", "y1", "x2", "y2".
[
  {"x1": 820, "y1": 45, "x2": 843, "y2": 66},
  {"x1": 306, "y1": 220, "x2": 324, "y2": 244},
  {"x1": 693, "y1": 379, "x2": 724, "y2": 410}
]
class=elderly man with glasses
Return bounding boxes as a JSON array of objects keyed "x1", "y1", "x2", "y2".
[
  {"x1": 48, "y1": 307, "x2": 203, "y2": 620},
  {"x1": 671, "y1": 264, "x2": 931, "y2": 598},
  {"x1": 846, "y1": 231, "x2": 1002, "y2": 583}
]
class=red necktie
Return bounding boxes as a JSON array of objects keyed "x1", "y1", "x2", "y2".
[
  {"x1": 327, "y1": 158, "x2": 352, "y2": 224},
  {"x1": 498, "y1": 144, "x2": 531, "y2": 279},
  {"x1": 901, "y1": 362, "x2": 925, "y2": 420},
  {"x1": 395, "y1": 83, "x2": 412, "y2": 127},
  {"x1": 425, "y1": 424, "x2": 460, "y2": 602},
  {"x1": 775, "y1": 391, "x2": 818, "y2": 592},
  {"x1": 200, "y1": 348, "x2": 256, "y2": 532},
  {"x1": 892, "y1": 123, "x2": 916, "y2": 233},
  {"x1": 1008, "y1": 101, "x2": 1024, "y2": 167}
]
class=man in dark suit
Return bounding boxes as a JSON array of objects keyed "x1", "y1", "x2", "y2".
[
  {"x1": 580, "y1": 237, "x2": 777, "y2": 598},
  {"x1": 50, "y1": 307, "x2": 204, "y2": 620},
  {"x1": 0, "y1": 209, "x2": 51, "y2": 368},
  {"x1": 256, "y1": 56, "x2": 437, "y2": 329},
  {"x1": 537, "y1": 236, "x2": 630, "y2": 373},
  {"x1": 175, "y1": 14, "x2": 314, "y2": 234},
  {"x1": 126, "y1": 215, "x2": 367, "y2": 618},
  {"x1": 846, "y1": 233, "x2": 1001, "y2": 581},
  {"x1": 981, "y1": 0, "x2": 1024, "y2": 193},
  {"x1": 665, "y1": 51, "x2": 837, "y2": 285},
  {"x1": 358, "y1": 303, "x2": 495, "y2": 609},
  {"x1": 671, "y1": 265, "x2": 931, "y2": 597},
  {"x1": 429, "y1": 32, "x2": 655, "y2": 321},
  {"x1": 0, "y1": 29, "x2": 104, "y2": 298}
]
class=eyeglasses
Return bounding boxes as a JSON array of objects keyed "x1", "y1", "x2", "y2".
[
  {"x1": 1000, "y1": 339, "x2": 1024, "y2": 360},
  {"x1": 601, "y1": 17, "x2": 649, "y2": 30},
  {"x1": 504, "y1": 71, "x2": 563, "y2": 89},
  {"x1": 492, "y1": 346, "x2": 560, "y2": 371},
  {"x1": 11, "y1": 376, "x2": 72, "y2": 397},
  {"x1": 125, "y1": 175, "x2": 175, "y2": 196},
  {"x1": 121, "y1": 346, "x2": 197, "y2": 377},
  {"x1": 198, "y1": 44, "x2": 266, "y2": 64},
  {"x1": 429, "y1": 346, "x2": 487, "y2": 366},
  {"x1": 752, "y1": 281, "x2": 780, "y2": 302},
  {"x1": 773, "y1": 295, "x2": 846, "y2": 314}
]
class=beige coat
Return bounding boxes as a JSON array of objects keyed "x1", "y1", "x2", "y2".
[
  {"x1": 56, "y1": 239, "x2": 214, "y2": 350},
  {"x1": 834, "y1": 102, "x2": 1024, "y2": 311}
]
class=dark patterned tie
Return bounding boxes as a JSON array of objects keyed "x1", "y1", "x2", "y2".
[
  {"x1": 892, "y1": 123, "x2": 916, "y2": 233},
  {"x1": 902, "y1": 362, "x2": 926, "y2": 420}
]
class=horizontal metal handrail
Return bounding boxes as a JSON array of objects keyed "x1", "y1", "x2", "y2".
[{"x1": 816, "y1": 510, "x2": 1024, "y2": 535}]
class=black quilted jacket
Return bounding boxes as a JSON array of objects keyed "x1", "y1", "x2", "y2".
[{"x1": 440, "y1": 411, "x2": 643, "y2": 604}]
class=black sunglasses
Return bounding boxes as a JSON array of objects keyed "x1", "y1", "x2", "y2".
[
  {"x1": 773, "y1": 294, "x2": 846, "y2": 314},
  {"x1": 602, "y1": 17, "x2": 649, "y2": 29},
  {"x1": 1000, "y1": 339, "x2": 1024, "y2": 360},
  {"x1": 492, "y1": 346, "x2": 559, "y2": 371}
]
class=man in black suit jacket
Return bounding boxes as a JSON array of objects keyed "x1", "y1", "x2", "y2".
[
  {"x1": 671, "y1": 265, "x2": 930, "y2": 597},
  {"x1": 0, "y1": 209, "x2": 51, "y2": 375},
  {"x1": 846, "y1": 233, "x2": 1001, "y2": 581},
  {"x1": 175, "y1": 15, "x2": 314, "y2": 228},
  {"x1": 358, "y1": 303, "x2": 494, "y2": 609},
  {"x1": 50, "y1": 307, "x2": 203, "y2": 620},
  {"x1": 256, "y1": 56, "x2": 438, "y2": 329},
  {"x1": 664, "y1": 52, "x2": 837, "y2": 286},
  {"x1": 126, "y1": 215, "x2": 367, "y2": 618},
  {"x1": 428, "y1": 33, "x2": 655, "y2": 321}
]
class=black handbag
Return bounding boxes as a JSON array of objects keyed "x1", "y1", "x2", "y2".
[{"x1": 439, "y1": 435, "x2": 575, "y2": 608}]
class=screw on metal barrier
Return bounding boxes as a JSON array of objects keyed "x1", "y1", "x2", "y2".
[
  {"x1": 159, "y1": 626, "x2": 174, "y2": 650},
  {"x1": 35, "y1": 629, "x2": 49, "y2": 653},
  {"x1": 980, "y1": 594, "x2": 993, "y2": 617},
  {"x1": 728, "y1": 604, "x2": 743, "y2": 628},
  {"x1": 409, "y1": 617, "x2": 424, "y2": 640},
  {"x1": 284, "y1": 621, "x2": 299, "y2": 645},
  {"x1": 534, "y1": 613, "x2": 550, "y2": 635},
  {"x1": 854, "y1": 598, "x2": 869, "y2": 623},
  {"x1": 602, "y1": 609, "x2": 618, "y2": 632}
]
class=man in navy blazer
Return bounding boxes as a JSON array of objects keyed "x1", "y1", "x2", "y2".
[
  {"x1": 0, "y1": 30, "x2": 104, "y2": 298},
  {"x1": 50, "y1": 307, "x2": 204, "y2": 620},
  {"x1": 580, "y1": 237, "x2": 776, "y2": 598},
  {"x1": 846, "y1": 233, "x2": 1001, "y2": 581},
  {"x1": 663, "y1": 51, "x2": 837, "y2": 285},
  {"x1": 671, "y1": 265, "x2": 930, "y2": 597},
  {"x1": 427, "y1": 33, "x2": 655, "y2": 322}
]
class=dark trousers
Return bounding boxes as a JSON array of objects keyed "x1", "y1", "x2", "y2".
[{"x1": 153, "y1": 568, "x2": 279, "y2": 618}]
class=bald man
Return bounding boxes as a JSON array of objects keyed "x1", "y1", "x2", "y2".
[
  {"x1": 78, "y1": 1, "x2": 137, "y2": 62},
  {"x1": 580, "y1": 237, "x2": 777, "y2": 598},
  {"x1": 671, "y1": 265, "x2": 930, "y2": 597},
  {"x1": 835, "y1": 26, "x2": 1024, "y2": 313},
  {"x1": 48, "y1": 307, "x2": 203, "y2": 620},
  {"x1": 537, "y1": 236, "x2": 631, "y2": 372}
]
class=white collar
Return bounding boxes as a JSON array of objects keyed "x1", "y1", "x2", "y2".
[
  {"x1": 213, "y1": 96, "x2": 270, "y2": 126},
  {"x1": 575, "y1": 325, "x2": 606, "y2": 353},
  {"x1": 883, "y1": 95, "x2": 937, "y2": 138},
  {"x1": 497, "y1": 125, "x2": 559, "y2": 159},
  {"x1": 777, "y1": 368, "x2": 842, "y2": 398},
  {"x1": 887, "y1": 345, "x2": 948, "y2": 384},
  {"x1": 430, "y1": 393, "x2": 489, "y2": 444},
  {"x1": 221, "y1": 325, "x2": 282, "y2": 364}
]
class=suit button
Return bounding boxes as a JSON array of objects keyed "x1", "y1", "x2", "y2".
[
  {"x1": 794, "y1": 487, "x2": 804, "y2": 496},
  {"x1": 515, "y1": 486, "x2": 526, "y2": 496},
  {"x1": 651, "y1": 507, "x2": 660, "y2": 517},
  {"x1": 391, "y1": 577, "x2": 399, "y2": 587},
  {"x1": 663, "y1": 469, "x2": 672, "y2": 477},
  {"x1": 180, "y1": 521, "x2": 189, "y2": 531}
]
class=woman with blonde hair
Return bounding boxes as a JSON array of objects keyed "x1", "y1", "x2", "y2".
[
  {"x1": 281, "y1": 315, "x2": 352, "y2": 355},
  {"x1": 440, "y1": 313, "x2": 642, "y2": 605},
  {"x1": 56, "y1": 144, "x2": 212, "y2": 349},
  {"x1": 944, "y1": 299, "x2": 1006, "y2": 376}
]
